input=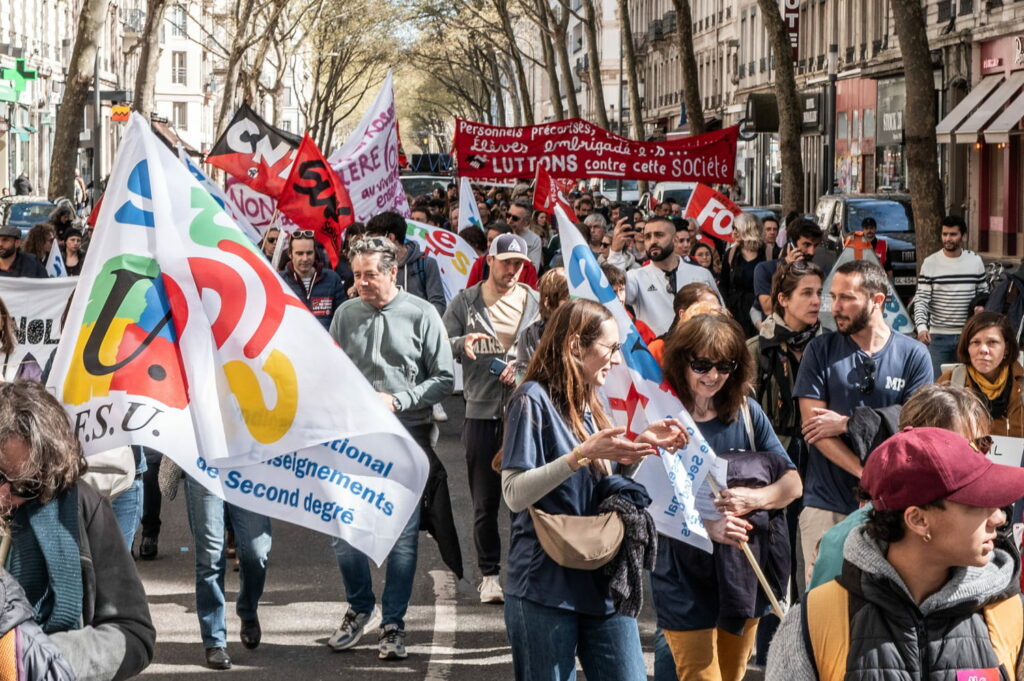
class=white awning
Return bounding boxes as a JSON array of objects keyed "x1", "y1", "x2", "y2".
[
  {"x1": 984, "y1": 83, "x2": 1024, "y2": 143},
  {"x1": 955, "y1": 71, "x2": 1024, "y2": 144},
  {"x1": 935, "y1": 75, "x2": 1003, "y2": 144}
]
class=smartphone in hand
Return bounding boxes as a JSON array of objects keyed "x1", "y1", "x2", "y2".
[{"x1": 488, "y1": 358, "x2": 509, "y2": 376}]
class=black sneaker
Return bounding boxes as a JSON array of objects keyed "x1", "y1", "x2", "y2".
[
  {"x1": 205, "y1": 647, "x2": 231, "y2": 670},
  {"x1": 240, "y1": 616, "x2": 261, "y2": 649},
  {"x1": 139, "y1": 536, "x2": 158, "y2": 560}
]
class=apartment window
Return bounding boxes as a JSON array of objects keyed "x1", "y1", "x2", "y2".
[
  {"x1": 283, "y1": 86, "x2": 292, "y2": 107},
  {"x1": 170, "y1": 4, "x2": 187, "y2": 37},
  {"x1": 281, "y1": 119, "x2": 293, "y2": 132},
  {"x1": 171, "y1": 51, "x2": 187, "y2": 85},
  {"x1": 173, "y1": 102, "x2": 188, "y2": 130}
]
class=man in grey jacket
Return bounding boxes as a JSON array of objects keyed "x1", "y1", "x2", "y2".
[
  {"x1": 327, "y1": 236, "x2": 454, "y2": 661},
  {"x1": 443, "y1": 233, "x2": 539, "y2": 604}
]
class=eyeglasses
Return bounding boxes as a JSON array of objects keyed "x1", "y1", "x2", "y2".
[
  {"x1": 292, "y1": 230, "x2": 316, "y2": 239},
  {"x1": 265, "y1": 237, "x2": 277, "y2": 244},
  {"x1": 689, "y1": 358, "x2": 739, "y2": 374},
  {"x1": 859, "y1": 356, "x2": 876, "y2": 394},
  {"x1": 507, "y1": 214, "x2": 522, "y2": 222},
  {"x1": 601, "y1": 241, "x2": 612, "y2": 248},
  {"x1": 971, "y1": 435, "x2": 993, "y2": 455},
  {"x1": 594, "y1": 340, "x2": 622, "y2": 357},
  {"x1": 0, "y1": 470, "x2": 40, "y2": 500}
]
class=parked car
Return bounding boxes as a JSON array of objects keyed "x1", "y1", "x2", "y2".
[
  {"x1": 0, "y1": 196, "x2": 55, "y2": 238},
  {"x1": 740, "y1": 205, "x2": 783, "y2": 224},
  {"x1": 594, "y1": 179, "x2": 639, "y2": 204},
  {"x1": 399, "y1": 174, "x2": 451, "y2": 201},
  {"x1": 815, "y1": 193, "x2": 917, "y2": 302},
  {"x1": 652, "y1": 181, "x2": 697, "y2": 209}
]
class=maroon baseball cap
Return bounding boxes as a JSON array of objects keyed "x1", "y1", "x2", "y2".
[{"x1": 862, "y1": 427, "x2": 1024, "y2": 511}]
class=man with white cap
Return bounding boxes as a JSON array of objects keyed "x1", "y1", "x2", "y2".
[{"x1": 443, "y1": 233, "x2": 540, "y2": 603}]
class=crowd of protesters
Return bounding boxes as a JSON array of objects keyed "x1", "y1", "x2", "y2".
[{"x1": 0, "y1": 177, "x2": 1020, "y2": 681}]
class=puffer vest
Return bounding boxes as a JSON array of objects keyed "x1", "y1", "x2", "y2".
[{"x1": 804, "y1": 560, "x2": 1023, "y2": 681}]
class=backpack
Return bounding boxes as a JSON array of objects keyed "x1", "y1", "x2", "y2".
[{"x1": 802, "y1": 579, "x2": 1023, "y2": 681}]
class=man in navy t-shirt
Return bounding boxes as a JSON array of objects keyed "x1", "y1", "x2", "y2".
[
  {"x1": 793, "y1": 259, "x2": 931, "y2": 582},
  {"x1": 754, "y1": 218, "x2": 824, "y2": 317}
]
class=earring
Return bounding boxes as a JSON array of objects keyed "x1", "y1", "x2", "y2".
[{"x1": 923, "y1": 532, "x2": 932, "y2": 543}]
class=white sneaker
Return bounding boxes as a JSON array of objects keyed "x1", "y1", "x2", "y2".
[
  {"x1": 478, "y1": 575, "x2": 504, "y2": 604},
  {"x1": 432, "y1": 402, "x2": 449, "y2": 422}
]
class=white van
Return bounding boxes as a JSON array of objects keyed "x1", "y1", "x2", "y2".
[{"x1": 652, "y1": 182, "x2": 698, "y2": 208}]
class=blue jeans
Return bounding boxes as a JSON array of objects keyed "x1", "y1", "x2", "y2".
[
  {"x1": 184, "y1": 477, "x2": 273, "y2": 649},
  {"x1": 654, "y1": 628, "x2": 680, "y2": 681},
  {"x1": 330, "y1": 505, "x2": 420, "y2": 629},
  {"x1": 504, "y1": 594, "x2": 646, "y2": 681},
  {"x1": 927, "y1": 332, "x2": 960, "y2": 379},
  {"x1": 110, "y1": 476, "x2": 143, "y2": 548}
]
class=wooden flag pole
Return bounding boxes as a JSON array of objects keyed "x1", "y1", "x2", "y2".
[{"x1": 706, "y1": 476, "x2": 785, "y2": 619}]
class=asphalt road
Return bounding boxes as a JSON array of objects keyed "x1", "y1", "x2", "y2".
[{"x1": 136, "y1": 396, "x2": 766, "y2": 680}]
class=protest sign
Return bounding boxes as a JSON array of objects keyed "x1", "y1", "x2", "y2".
[
  {"x1": 405, "y1": 220, "x2": 475, "y2": 303},
  {"x1": 454, "y1": 118, "x2": 738, "y2": 184},
  {"x1": 48, "y1": 115, "x2": 428, "y2": 563},
  {"x1": 556, "y1": 204, "x2": 725, "y2": 552},
  {"x1": 684, "y1": 183, "x2": 740, "y2": 242},
  {"x1": 328, "y1": 72, "x2": 411, "y2": 222},
  {"x1": 987, "y1": 436, "x2": 1024, "y2": 468},
  {"x1": 820, "y1": 246, "x2": 913, "y2": 334},
  {"x1": 0, "y1": 276, "x2": 76, "y2": 380}
]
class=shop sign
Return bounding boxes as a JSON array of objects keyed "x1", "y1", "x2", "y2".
[
  {"x1": 783, "y1": 0, "x2": 799, "y2": 62},
  {"x1": 0, "y1": 59, "x2": 36, "y2": 104},
  {"x1": 111, "y1": 104, "x2": 131, "y2": 122},
  {"x1": 801, "y1": 92, "x2": 823, "y2": 133},
  {"x1": 876, "y1": 77, "x2": 905, "y2": 146}
]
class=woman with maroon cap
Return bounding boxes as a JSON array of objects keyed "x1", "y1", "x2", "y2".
[{"x1": 767, "y1": 427, "x2": 1024, "y2": 681}]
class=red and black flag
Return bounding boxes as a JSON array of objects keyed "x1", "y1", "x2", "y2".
[
  {"x1": 206, "y1": 103, "x2": 301, "y2": 199},
  {"x1": 277, "y1": 133, "x2": 354, "y2": 268}
]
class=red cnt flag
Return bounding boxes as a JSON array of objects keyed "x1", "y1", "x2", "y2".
[
  {"x1": 277, "y1": 133, "x2": 354, "y2": 268},
  {"x1": 206, "y1": 103, "x2": 300, "y2": 199},
  {"x1": 534, "y1": 165, "x2": 578, "y2": 223},
  {"x1": 683, "y1": 183, "x2": 742, "y2": 243}
]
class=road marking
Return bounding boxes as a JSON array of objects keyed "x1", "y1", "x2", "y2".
[{"x1": 425, "y1": 569, "x2": 458, "y2": 681}]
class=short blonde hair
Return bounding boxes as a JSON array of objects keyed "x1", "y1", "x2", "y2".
[{"x1": 733, "y1": 213, "x2": 763, "y2": 250}]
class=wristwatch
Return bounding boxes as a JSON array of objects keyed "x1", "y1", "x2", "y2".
[
  {"x1": 572, "y1": 446, "x2": 591, "y2": 468},
  {"x1": 392, "y1": 396, "x2": 402, "y2": 412}
]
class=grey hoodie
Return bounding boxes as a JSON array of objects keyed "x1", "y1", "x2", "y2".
[
  {"x1": 398, "y1": 240, "x2": 446, "y2": 316},
  {"x1": 766, "y1": 526, "x2": 1023, "y2": 681},
  {"x1": 443, "y1": 282, "x2": 540, "y2": 419}
]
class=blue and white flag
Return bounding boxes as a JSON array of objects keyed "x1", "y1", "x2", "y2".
[
  {"x1": 46, "y1": 238, "x2": 66, "y2": 277},
  {"x1": 555, "y1": 204, "x2": 725, "y2": 552},
  {"x1": 457, "y1": 176, "x2": 483, "y2": 232},
  {"x1": 177, "y1": 146, "x2": 262, "y2": 245}
]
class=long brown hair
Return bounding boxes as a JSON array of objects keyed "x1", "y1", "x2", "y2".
[
  {"x1": 0, "y1": 297, "x2": 15, "y2": 356},
  {"x1": 662, "y1": 313, "x2": 753, "y2": 423},
  {"x1": 523, "y1": 298, "x2": 614, "y2": 441}
]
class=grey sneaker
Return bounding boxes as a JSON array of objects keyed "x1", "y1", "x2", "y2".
[
  {"x1": 327, "y1": 605, "x2": 381, "y2": 651},
  {"x1": 378, "y1": 624, "x2": 407, "y2": 660}
]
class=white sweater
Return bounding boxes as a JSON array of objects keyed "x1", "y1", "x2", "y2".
[{"x1": 914, "y1": 249, "x2": 987, "y2": 335}]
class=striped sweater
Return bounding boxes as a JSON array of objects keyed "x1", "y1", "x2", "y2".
[{"x1": 914, "y1": 249, "x2": 988, "y2": 334}]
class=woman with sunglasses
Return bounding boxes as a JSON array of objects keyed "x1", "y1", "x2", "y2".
[
  {"x1": 501, "y1": 299, "x2": 689, "y2": 680},
  {"x1": 654, "y1": 313, "x2": 802, "y2": 681}
]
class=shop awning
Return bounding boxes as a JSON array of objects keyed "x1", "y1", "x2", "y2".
[
  {"x1": 936, "y1": 75, "x2": 1003, "y2": 144},
  {"x1": 984, "y1": 86, "x2": 1024, "y2": 143},
  {"x1": 955, "y1": 71, "x2": 1024, "y2": 144},
  {"x1": 151, "y1": 119, "x2": 201, "y2": 157}
]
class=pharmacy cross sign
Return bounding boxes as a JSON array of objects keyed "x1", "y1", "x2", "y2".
[{"x1": 0, "y1": 59, "x2": 37, "y2": 104}]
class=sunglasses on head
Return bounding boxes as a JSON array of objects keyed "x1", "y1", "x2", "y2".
[
  {"x1": 689, "y1": 358, "x2": 738, "y2": 374},
  {"x1": 292, "y1": 229, "x2": 316, "y2": 239},
  {"x1": 859, "y1": 356, "x2": 876, "y2": 394}
]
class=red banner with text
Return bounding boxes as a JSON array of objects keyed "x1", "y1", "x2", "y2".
[{"x1": 453, "y1": 118, "x2": 738, "y2": 184}]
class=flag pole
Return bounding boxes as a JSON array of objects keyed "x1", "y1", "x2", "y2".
[
  {"x1": 706, "y1": 476, "x2": 785, "y2": 619},
  {"x1": 268, "y1": 208, "x2": 286, "y2": 270}
]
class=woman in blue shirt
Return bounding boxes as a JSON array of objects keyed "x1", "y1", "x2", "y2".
[
  {"x1": 655, "y1": 313, "x2": 803, "y2": 681},
  {"x1": 501, "y1": 298, "x2": 688, "y2": 681}
]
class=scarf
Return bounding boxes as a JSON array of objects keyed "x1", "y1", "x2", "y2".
[
  {"x1": 760, "y1": 314, "x2": 820, "y2": 353},
  {"x1": 967, "y1": 365, "x2": 1010, "y2": 400},
  {"x1": 7, "y1": 486, "x2": 83, "y2": 633}
]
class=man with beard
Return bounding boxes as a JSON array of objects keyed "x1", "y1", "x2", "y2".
[
  {"x1": 914, "y1": 215, "x2": 988, "y2": 378},
  {"x1": 793, "y1": 259, "x2": 932, "y2": 575},
  {"x1": 0, "y1": 225, "x2": 46, "y2": 277},
  {"x1": 607, "y1": 216, "x2": 720, "y2": 335}
]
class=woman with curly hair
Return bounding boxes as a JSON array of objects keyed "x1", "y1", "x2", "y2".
[{"x1": 22, "y1": 223, "x2": 56, "y2": 268}]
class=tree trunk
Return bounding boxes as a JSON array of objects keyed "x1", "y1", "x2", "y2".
[
  {"x1": 671, "y1": 0, "x2": 704, "y2": 135},
  {"x1": 49, "y1": 0, "x2": 109, "y2": 200},
  {"x1": 582, "y1": 0, "x2": 609, "y2": 129},
  {"x1": 496, "y1": 3, "x2": 533, "y2": 125},
  {"x1": 488, "y1": 50, "x2": 507, "y2": 125},
  {"x1": 757, "y1": 0, "x2": 804, "y2": 215},
  {"x1": 550, "y1": 3, "x2": 580, "y2": 119},
  {"x1": 891, "y1": 0, "x2": 944, "y2": 257},
  {"x1": 539, "y1": 26, "x2": 565, "y2": 120},
  {"x1": 132, "y1": 0, "x2": 169, "y2": 120},
  {"x1": 618, "y1": 0, "x2": 643, "y2": 141}
]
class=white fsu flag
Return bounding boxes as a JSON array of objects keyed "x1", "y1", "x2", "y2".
[
  {"x1": 47, "y1": 115, "x2": 428, "y2": 563},
  {"x1": 555, "y1": 205, "x2": 725, "y2": 552},
  {"x1": 405, "y1": 219, "x2": 475, "y2": 303},
  {"x1": 457, "y1": 176, "x2": 483, "y2": 232}
]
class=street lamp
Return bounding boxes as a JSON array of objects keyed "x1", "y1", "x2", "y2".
[{"x1": 823, "y1": 44, "x2": 838, "y2": 195}]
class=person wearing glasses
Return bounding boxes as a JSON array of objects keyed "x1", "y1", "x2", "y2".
[
  {"x1": 365, "y1": 212, "x2": 446, "y2": 317},
  {"x1": 326, "y1": 237, "x2": 454, "y2": 661},
  {"x1": 794, "y1": 259, "x2": 932, "y2": 583},
  {"x1": 258, "y1": 227, "x2": 280, "y2": 261},
  {"x1": 0, "y1": 381, "x2": 155, "y2": 680},
  {"x1": 506, "y1": 201, "x2": 542, "y2": 270},
  {"x1": 654, "y1": 313, "x2": 802, "y2": 681},
  {"x1": 281, "y1": 230, "x2": 347, "y2": 332}
]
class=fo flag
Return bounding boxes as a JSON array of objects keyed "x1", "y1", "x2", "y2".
[
  {"x1": 555, "y1": 204, "x2": 725, "y2": 552},
  {"x1": 278, "y1": 134, "x2": 354, "y2": 268},
  {"x1": 684, "y1": 184, "x2": 741, "y2": 243},
  {"x1": 47, "y1": 114, "x2": 428, "y2": 564},
  {"x1": 207, "y1": 103, "x2": 301, "y2": 199},
  {"x1": 534, "y1": 165, "x2": 578, "y2": 222}
]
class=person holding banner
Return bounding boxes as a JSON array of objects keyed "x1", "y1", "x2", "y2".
[
  {"x1": 326, "y1": 237, "x2": 455, "y2": 660},
  {"x1": 654, "y1": 313, "x2": 802, "y2": 681},
  {"x1": 938, "y1": 312, "x2": 1024, "y2": 440},
  {"x1": 501, "y1": 298, "x2": 688, "y2": 681}
]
